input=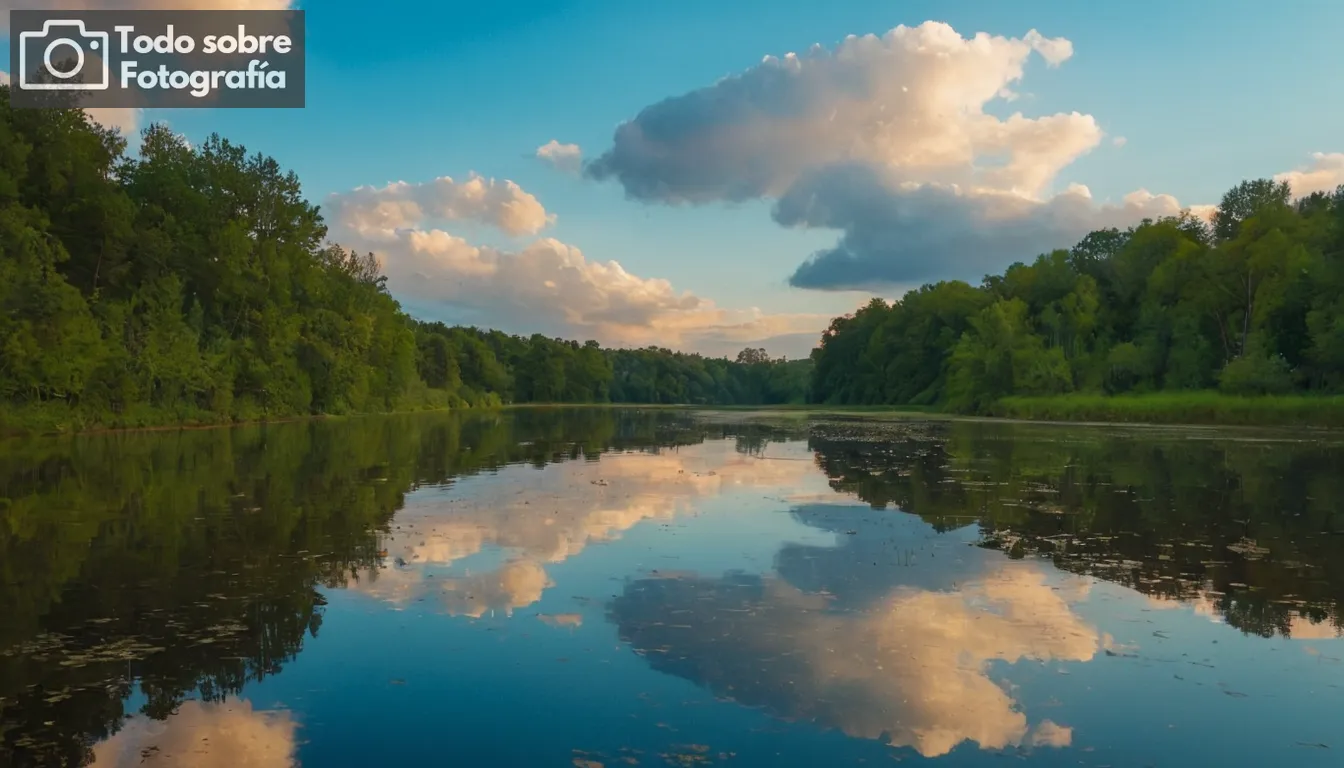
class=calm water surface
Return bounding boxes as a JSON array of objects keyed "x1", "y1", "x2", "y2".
[{"x1": 2, "y1": 409, "x2": 1343, "y2": 766}]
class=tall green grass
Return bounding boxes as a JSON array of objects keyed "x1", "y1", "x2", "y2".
[{"x1": 988, "y1": 392, "x2": 1344, "y2": 427}]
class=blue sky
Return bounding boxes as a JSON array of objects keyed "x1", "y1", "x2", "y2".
[{"x1": 12, "y1": 0, "x2": 1344, "y2": 357}]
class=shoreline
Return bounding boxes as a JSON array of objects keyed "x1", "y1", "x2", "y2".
[{"x1": 6, "y1": 392, "x2": 1344, "y2": 438}]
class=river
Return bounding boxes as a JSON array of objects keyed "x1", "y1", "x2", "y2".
[{"x1": 2, "y1": 409, "x2": 1341, "y2": 766}]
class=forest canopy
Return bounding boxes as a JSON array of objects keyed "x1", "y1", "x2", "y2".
[
  {"x1": 0, "y1": 94, "x2": 809, "y2": 430},
  {"x1": 4, "y1": 92, "x2": 1343, "y2": 431},
  {"x1": 809, "y1": 179, "x2": 1344, "y2": 410}
]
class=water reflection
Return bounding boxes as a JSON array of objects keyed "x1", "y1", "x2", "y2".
[
  {"x1": 610, "y1": 558, "x2": 1094, "y2": 756},
  {"x1": 807, "y1": 419, "x2": 1344, "y2": 638},
  {"x1": 91, "y1": 700, "x2": 296, "y2": 768},
  {"x1": 0, "y1": 409, "x2": 738, "y2": 764},
  {"x1": 0, "y1": 410, "x2": 1340, "y2": 764},
  {"x1": 350, "y1": 441, "x2": 823, "y2": 617}
]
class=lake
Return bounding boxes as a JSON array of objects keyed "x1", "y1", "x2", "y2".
[{"x1": 2, "y1": 409, "x2": 1342, "y2": 767}]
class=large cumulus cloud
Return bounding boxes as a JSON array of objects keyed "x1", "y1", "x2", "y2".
[
  {"x1": 585, "y1": 21, "x2": 1220, "y2": 289},
  {"x1": 587, "y1": 23, "x2": 1089, "y2": 204}
]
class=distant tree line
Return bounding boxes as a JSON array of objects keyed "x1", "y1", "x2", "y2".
[
  {"x1": 810, "y1": 180, "x2": 1344, "y2": 410},
  {"x1": 410, "y1": 324, "x2": 811, "y2": 408},
  {"x1": 0, "y1": 93, "x2": 808, "y2": 429}
]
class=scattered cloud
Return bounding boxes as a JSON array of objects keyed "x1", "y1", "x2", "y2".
[
  {"x1": 1112, "y1": 136, "x2": 1128, "y2": 148},
  {"x1": 1274, "y1": 152, "x2": 1344, "y2": 197},
  {"x1": 91, "y1": 699, "x2": 298, "y2": 768},
  {"x1": 535, "y1": 139, "x2": 583, "y2": 174},
  {"x1": 1028, "y1": 720, "x2": 1074, "y2": 748},
  {"x1": 326, "y1": 179, "x2": 826, "y2": 352},
  {"x1": 84, "y1": 107, "x2": 143, "y2": 136},
  {"x1": 329, "y1": 174, "x2": 554, "y2": 237}
]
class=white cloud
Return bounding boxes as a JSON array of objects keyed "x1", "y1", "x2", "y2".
[
  {"x1": 588, "y1": 22, "x2": 1097, "y2": 203},
  {"x1": 585, "y1": 21, "x2": 1231, "y2": 289},
  {"x1": 92, "y1": 699, "x2": 298, "y2": 768},
  {"x1": 535, "y1": 139, "x2": 583, "y2": 174},
  {"x1": 329, "y1": 174, "x2": 554, "y2": 238},
  {"x1": 1274, "y1": 152, "x2": 1344, "y2": 197},
  {"x1": 1112, "y1": 136, "x2": 1128, "y2": 148},
  {"x1": 327, "y1": 180, "x2": 826, "y2": 351}
]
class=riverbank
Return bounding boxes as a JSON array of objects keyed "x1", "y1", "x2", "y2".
[
  {"x1": 0, "y1": 392, "x2": 461, "y2": 437},
  {"x1": 6, "y1": 392, "x2": 1343, "y2": 436},
  {"x1": 984, "y1": 392, "x2": 1344, "y2": 428}
]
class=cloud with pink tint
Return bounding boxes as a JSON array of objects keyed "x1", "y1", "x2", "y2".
[
  {"x1": 325, "y1": 180, "x2": 827, "y2": 352},
  {"x1": 91, "y1": 699, "x2": 297, "y2": 767},
  {"x1": 535, "y1": 139, "x2": 583, "y2": 174},
  {"x1": 329, "y1": 174, "x2": 554, "y2": 237},
  {"x1": 589, "y1": 22, "x2": 1093, "y2": 203},
  {"x1": 1274, "y1": 152, "x2": 1344, "y2": 197}
]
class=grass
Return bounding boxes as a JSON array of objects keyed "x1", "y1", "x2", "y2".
[
  {"x1": 0, "y1": 388, "x2": 466, "y2": 437},
  {"x1": 987, "y1": 392, "x2": 1344, "y2": 428}
]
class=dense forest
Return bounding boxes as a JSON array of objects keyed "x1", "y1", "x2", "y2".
[
  {"x1": 0, "y1": 93, "x2": 808, "y2": 432},
  {"x1": 7, "y1": 91, "x2": 1344, "y2": 432},
  {"x1": 811, "y1": 180, "x2": 1344, "y2": 410}
]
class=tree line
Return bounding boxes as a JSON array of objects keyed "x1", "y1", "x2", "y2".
[
  {"x1": 411, "y1": 324, "x2": 810, "y2": 408},
  {"x1": 10, "y1": 92, "x2": 1342, "y2": 428},
  {"x1": 0, "y1": 93, "x2": 808, "y2": 431},
  {"x1": 810, "y1": 180, "x2": 1344, "y2": 410}
]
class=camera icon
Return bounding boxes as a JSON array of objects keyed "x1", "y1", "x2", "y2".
[{"x1": 18, "y1": 20, "x2": 111, "y2": 91}]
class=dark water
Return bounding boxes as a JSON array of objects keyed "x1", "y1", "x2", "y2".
[{"x1": 2, "y1": 410, "x2": 1343, "y2": 767}]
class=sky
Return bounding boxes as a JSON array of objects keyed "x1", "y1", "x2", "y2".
[{"x1": 5, "y1": 0, "x2": 1344, "y2": 359}]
